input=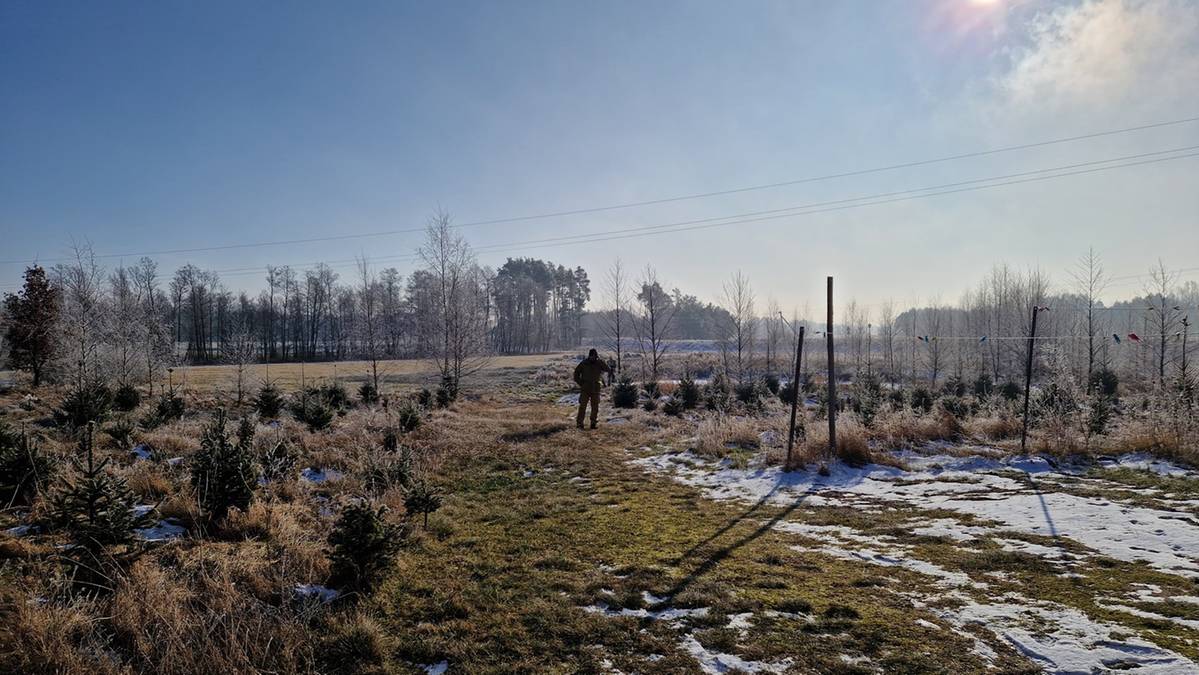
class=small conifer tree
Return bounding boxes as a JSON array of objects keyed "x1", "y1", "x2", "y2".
[
  {"x1": 0, "y1": 423, "x2": 55, "y2": 506},
  {"x1": 50, "y1": 423, "x2": 151, "y2": 549},
  {"x1": 611, "y1": 375, "x2": 639, "y2": 409},
  {"x1": 404, "y1": 478, "x2": 443, "y2": 528},
  {"x1": 254, "y1": 381, "x2": 285, "y2": 419},
  {"x1": 191, "y1": 410, "x2": 258, "y2": 521},
  {"x1": 328, "y1": 501, "x2": 405, "y2": 592}
]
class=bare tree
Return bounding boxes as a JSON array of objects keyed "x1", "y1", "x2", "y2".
[
  {"x1": 632, "y1": 265, "x2": 678, "y2": 380},
  {"x1": 764, "y1": 298, "x2": 784, "y2": 377},
  {"x1": 1145, "y1": 260, "x2": 1182, "y2": 387},
  {"x1": 223, "y1": 312, "x2": 257, "y2": 406},
  {"x1": 879, "y1": 299, "x2": 896, "y2": 380},
  {"x1": 108, "y1": 265, "x2": 143, "y2": 387},
  {"x1": 54, "y1": 241, "x2": 108, "y2": 387},
  {"x1": 417, "y1": 210, "x2": 490, "y2": 393},
  {"x1": 601, "y1": 258, "x2": 629, "y2": 376},
  {"x1": 1070, "y1": 248, "x2": 1108, "y2": 385},
  {"x1": 356, "y1": 256, "x2": 386, "y2": 396},
  {"x1": 718, "y1": 271, "x2": 756, "y2": 383}
]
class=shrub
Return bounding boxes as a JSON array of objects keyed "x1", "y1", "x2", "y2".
[
  {"x1": 328, "y1": 501, "x2": 405, "y2": 592},
  {"x1": 358, "y1": 382, "x2": 379, "y2": 406},
  {"x1": 260, "y1": 438, "x2": 296, "y2": 483},
  {"x1": 1087, "y1": 395, "x2": 1114, "y2": 436},
  {"x1": 662, "y1": 397, "x2": 684, "y2": 417},
  {"x1": 909, "y1": 387, "x2": 935, "y2": 414},
  {"x1": 143, "y1": 390, "x2": 186, "y2": 428},
  {"x1": 677, "y1": 377, "x2": 701, "y2": 409},
  {"x1": 55, "y1": 382, "x2": 113, "y2": 429},
  {"x1": 1089, "y1": 368, "x2": 1119, "y2": 399},
  {"x1": 435, "y1": 386, "x2": 453, "y2": 409},
  {"x1": 939, "y1": 395, "x2": 972, "y2": 420},
  {"x1": 404, "y1": 479, "x2": 443, "y2": 528},
  {"x1": 973, "y1": 373, "x2": 994, "y2": 399},
  {"x1": 999, "y1": 381, "x2": 1021, "y2": 401},
  {"x1": 191, "y1": 411, "x2": 258, "y2": 521},
  {"x1": 319, "y1": 383, "x2": 350, "y2": 410},
  {"x1": 643, "y1": 381, "x2": 661, "y2": 399},
  {"x1": 763, "y1": 374, "x2": 781, "y2": 395},
  {"x1": 779, "y1": 381, "x2": 798, "y2": 405},
  {"x1": 704, "y1": 374, "x2": 732, "y2": 411},
  {"x1": 254, "y1": 382, "x2": 285, "y2": 419},
  {"x1": 735, "y1": 381, "x2": 766, "y2": 412},
  {"x1": 51, "y1": 423, "x2": 151, "y2": 549},
  {"x1": 291, "y1": 394, "x2": 334, "y2": 432},
  {"x1": 397, "y1": 402, "x2": 422, "y2": 433},
  {"x1": 942, "y1": 376, "x2": 967, "y2": 397},
  {"x1": 416, "y1": 389, "x2": 434, "y2": 408},
  {"x1": 642, "y1": 397, "x2": 658, "y2": 412},
  {"x1": 0, "y1": 423, "x2": 54, "y2": 506},
  {"x1": 105, "y1": 416, "x2": 137, "y2": 450},
  {"x1": 611, "y1": 376, "x2": 639, "y2": 409},
  {"x1": 113, "y1": 383, "x2": 142, "y2": 412}
]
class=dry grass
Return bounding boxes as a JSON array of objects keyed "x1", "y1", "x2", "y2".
[
  {"x1": 869, "y1": 407, "x2": 962, "y2": 450},
  {"x1": 173, "y1": 353, "x2": 562, "y2": 393}
]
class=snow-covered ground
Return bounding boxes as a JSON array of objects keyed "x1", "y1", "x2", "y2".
[{"x1": 633, "y1": 447, "x2": 1199, "y2": 674}]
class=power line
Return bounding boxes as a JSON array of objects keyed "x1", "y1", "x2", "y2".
[
  {"x1": 4, "y1": 146, "x2": 1196, "y2": 290},
  {"x1": 4, "y1": 114, "x2": 1198, "y2": 266}
]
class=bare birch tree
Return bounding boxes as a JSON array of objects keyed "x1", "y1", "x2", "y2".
[
  {"x1": 417, "y1": 210, "x2": 490, "y2": 394},
  {"x1": 633, "y1": 265, "x2": 677, "y2": 380},
  {"x1": 602, "y1": 258, "x2": 629, "y2": 376},
  {"x1": 718, "y1": 271, "x2": 756, "y2": 383}
]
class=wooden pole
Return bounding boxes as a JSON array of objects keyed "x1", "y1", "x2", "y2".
[
  {"x1": 1020, "y1": 306, "x2": 1040, "y2": 452},
  {"x1": 826, "y1": 277, "x2": 837, "y2": 465},
  {"x1": 786, "y1": 326, "x2": 806, "y2": 467}
]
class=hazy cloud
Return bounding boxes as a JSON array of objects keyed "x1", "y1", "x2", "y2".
[{"x1": 994, "y1": 0, "x2": 1199, "y2": 116}]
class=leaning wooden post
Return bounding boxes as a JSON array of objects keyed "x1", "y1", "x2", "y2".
[
  {"x1": 826, "y1": 277, "x2": 837, "y2": 465},
  {"x1": 786, "y1": 325, "x2": 806, "y2": 467},
  {"x1": 1020, "y1": 305, "x2": 1041, "y2": 452}
]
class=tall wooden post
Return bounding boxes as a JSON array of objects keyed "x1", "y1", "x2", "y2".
[
  {"x1": 786, "y1": 326, "x2": 806, "y2": 467},
  {"x1": 826, "y1": 277, "x2": 837, "y2": 464},
  {"x1": 1020, "y1": 306, "x2": 1041, "y2": 452}
]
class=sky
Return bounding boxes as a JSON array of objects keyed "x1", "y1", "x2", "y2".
[{"x1": 2, "y1": 0, "x2": 1197, "y2": 312}]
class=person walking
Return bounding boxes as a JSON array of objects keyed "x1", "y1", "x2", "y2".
[{"x1": 573, "y1": 349, "x2": 611, "y2": 430}]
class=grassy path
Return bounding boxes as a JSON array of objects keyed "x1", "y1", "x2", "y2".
[{"x1": 370, "y1": 401, "x2": 1035, "y2": 673}]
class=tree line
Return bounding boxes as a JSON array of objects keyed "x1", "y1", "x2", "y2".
[{"x1": 0, "y1": 213, "x2": 588, "y2": 394}]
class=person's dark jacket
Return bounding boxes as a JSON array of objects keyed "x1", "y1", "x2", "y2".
[{"x1": 573, "y1": 357, "x2": 611, "y2": 394}]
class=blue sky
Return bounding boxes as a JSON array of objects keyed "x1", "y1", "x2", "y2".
[{"x1": 2, "y1": 0, "x2": 1197, "y2": 310}]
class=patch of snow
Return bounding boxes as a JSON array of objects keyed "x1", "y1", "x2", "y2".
[
  {"x1": 131, "y1": 444, "x2": 153, "y2": 460},
  {"x1": 422, "y1": 660, "x2": 448, "y2": 675},
  {"x1": 135, "y1": 518, "x2": 186, "y2": 542},
  {"x1": 678, "y1": 635, "x2": 792, "y2": 674},
  {"x1": 1101, "y1": 453, "x2": 1197, "y2": 477},
  {"x1": 727, "y1": 612, "x2": 754, "y2": 630},
  {"x1": 294, "y1": 583, "x2": 339, "y2": 603},
  {"x1": 1098, "y1": 602, "x2": 1199, "y2": 631},
  {"x1": 908, "y1": 518, "x2": 992, "y2": 542},
  {"x1": 582, "y1": 602, "x2": 709, "y2": 622},
  {"x1": 557, "y1": 393, "x2": 580, "y2": 406},
  {"x1": 634, "y1": 450, "x2": 1199, "y2": 578},
  {"x1": 950, "y1": 595, "x2": 1199, "y2": 674},
  {"x1": 4, "y1": 524, "x2": 36, "y2": 537},
  {"x1": 166, "y1": 456, "x2": 184, "y2": 467},
  {"x1": 300, "y1": 467, "x2": 343, "y2": 483},
  {"x1": 132, "y1": 504, "x2": 155, "y2": 518}
]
